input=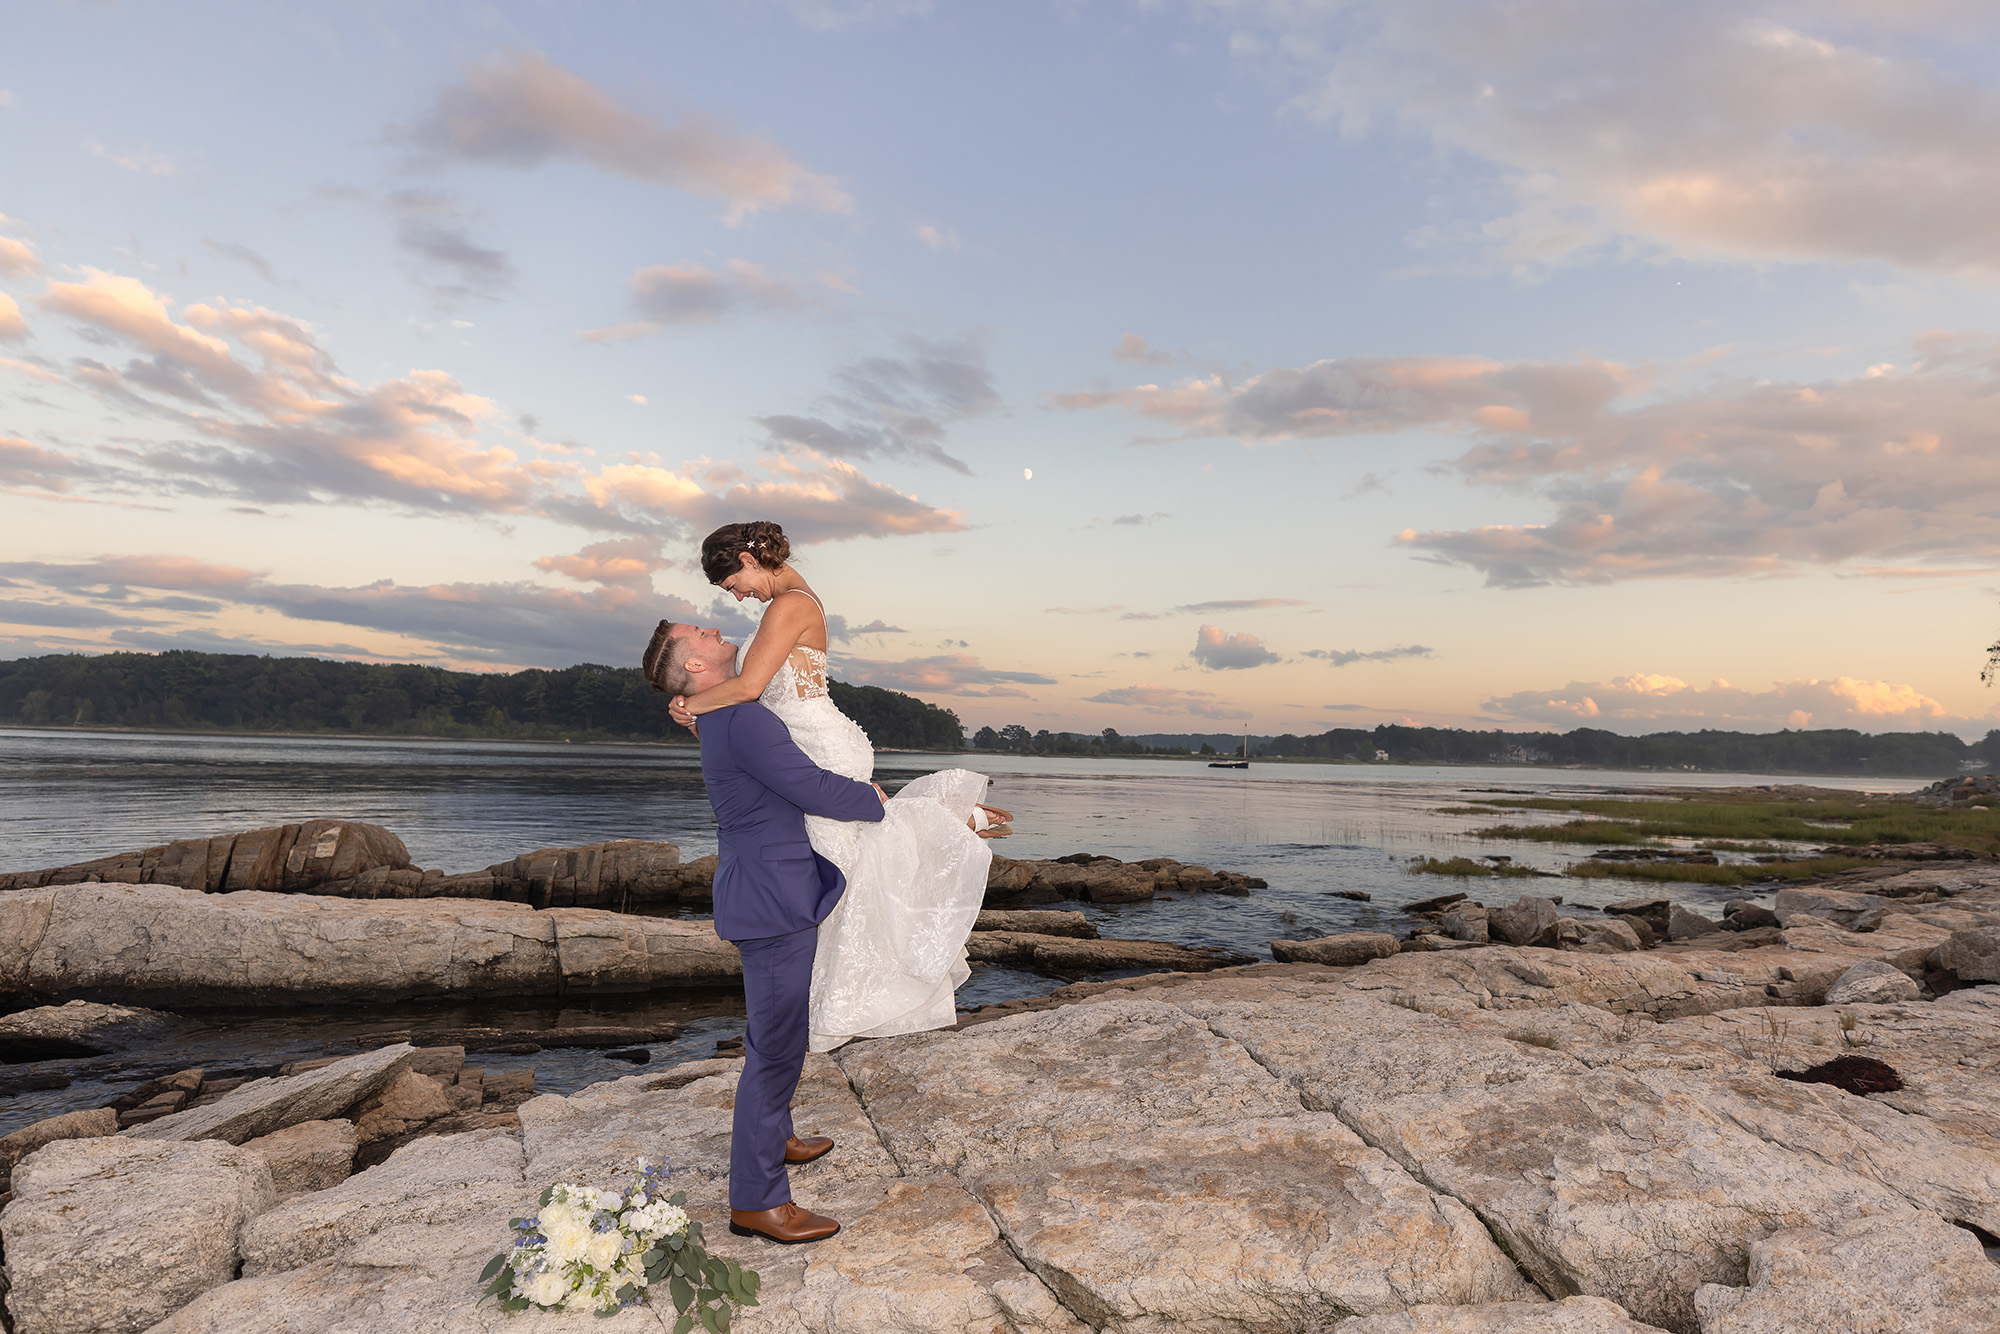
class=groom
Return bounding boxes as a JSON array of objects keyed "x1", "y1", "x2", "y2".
[{"x1": 643, "y1": 620, "x2": 885, "y2": 1244}]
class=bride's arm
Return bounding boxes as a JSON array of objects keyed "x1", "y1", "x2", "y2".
[{"x1": 677, "y1": 596, "x2": 818, "y2": 718}]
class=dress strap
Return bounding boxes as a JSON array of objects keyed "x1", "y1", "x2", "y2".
[{"x1": 783, "y1": 586, "x2": 827, "y2": 627}]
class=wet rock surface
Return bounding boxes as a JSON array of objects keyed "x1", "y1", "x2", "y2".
[{"x1": 16, "y1": 940, "x2": 1990, "y2": 1334}]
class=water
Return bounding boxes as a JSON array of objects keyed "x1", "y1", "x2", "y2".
[{"x1": 0, "y1": 728, "x2": 1926, "y2": 1133}]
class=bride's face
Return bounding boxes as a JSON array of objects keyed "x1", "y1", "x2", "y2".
[{"x1": 717, "y1": 553, "x2": 778, "y2": 603}]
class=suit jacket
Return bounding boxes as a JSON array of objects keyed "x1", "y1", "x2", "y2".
[{"x1": 698, "y1": 701, "x2": 885, "y2": 942}]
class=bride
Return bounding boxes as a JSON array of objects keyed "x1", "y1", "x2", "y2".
[{"x1": 665, "y1": 520, "x2": 1010, "y2": 1052}]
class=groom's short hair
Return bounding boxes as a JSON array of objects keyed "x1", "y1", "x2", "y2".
[{"x1": 642, "y1": 621, "x2": 696, "y2": 696}]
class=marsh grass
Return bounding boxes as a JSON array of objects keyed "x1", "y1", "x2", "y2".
[
  {"x1": 1460, "y1": 794, "x2": 2000, "y2": 856},
  {"x1": 1563, "y1": 855, "x2": 1869, "y2": 887},
  {"x1": 1406, "y1": 856, "x2": 1540, "y2": 878}
]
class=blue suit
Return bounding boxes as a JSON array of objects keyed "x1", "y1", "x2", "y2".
[{"x1": 698, "y1": 702, "x2": 883, "y2": 1210}]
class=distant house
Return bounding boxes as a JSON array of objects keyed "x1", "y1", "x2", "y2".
[
  {"x1": 1374, "y1": 749, "x2": 1391, "y2": 762},
  {"x1": 1963, "y1": 759, "x2": 1991, "y2": 772}
]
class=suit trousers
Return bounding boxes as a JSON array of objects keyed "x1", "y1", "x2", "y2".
[{"x1": 729, "y1": 925, "x2": 818, "y2": 1211}]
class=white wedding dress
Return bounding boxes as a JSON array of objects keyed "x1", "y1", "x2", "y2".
[{"x1": 741, "y1": 595, "x2": 993, "y2": 1052}]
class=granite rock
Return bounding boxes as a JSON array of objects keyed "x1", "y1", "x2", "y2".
[
  {"x1": 126, "y1": 1043, "x2": 416, "y2": 1144},
  {"x1": 1822, "y1": 958, "x2": 1923, "y2": 1005},
  {"x1": 238, "y1": 1129, "x2": 525, "y2": 1277},
  {"x1": 1936, "y1": 923, "x2": 2000, "y2": 983},
  {"x1": 0, "y1": 1000, "x2": 178, "y2": 1059},
  {"x1": 0, "y1": 1106, "x2": 117, "y2": 1187},
  {"x1": 242, "y1": 1118, "x2": 359, "y2": 1199},
  {"x1": 1330, "y1": 1296, "x2": 1671, "y2": 1332},
  {"x1": 1, "y1": 1136, "x2": 274, "y2": 1334},
  {"x1": 841, "y1": 998, "x2": 1538, "y2": 1326},
  {"x1": 351, "y1": 1068, "x2": 454, "y2": 1144},
  {"x1": 1691, "y1": 1209, "x2": 2000, "y2": 1334},
  {"x1": 1666, "y1": 905, "x2": 1721, "y2": 940},
  {"x1": 1490, "y1": 896, "x2": 1559, "y2": 947},
  {"x1": 2, "y1": 883, "x2": 741, "y2": 1006},
  {"x1": 1270, "y1": 932, "x2": 1401, "y2": 966}
]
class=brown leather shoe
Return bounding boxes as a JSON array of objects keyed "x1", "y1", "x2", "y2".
[
  {"x1": 729, "y1": 1201, "x2": 840, "y2": 1244},
  {"x1": 785, "y1": 1134, "x2": 834, "y2": 1164}
]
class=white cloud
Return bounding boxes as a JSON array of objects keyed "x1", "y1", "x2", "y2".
[
  {"x1": 583, "y1": 260, "x2": 810, "y2": 337},
  {"x1": 1174, "y1": 598, "x2": 1307, "y2": 614},
  {"x1": 0, "y1": 553, "x2": 707, "y2": 669},
  {"x1": 1190, "y1": 624, "x2": 1280, "y2": 670},
  {"x1": 29, "y1": 266, "x2": 963, "y2": 547},
  {"x1": 398, "y1": 51, "x2": 849, "y2": 221},
  {"x1": 838, "y1": 653, "x2": 1055, "y2": 697},
  {"x1": 914, "y1": 223, "x2": 961, "y2": 253},
  {"x1": 1086, "y1": 684, "x2": 1252, "y2": 720},
  {"x1": 1065, "y1": 339, "x2": 2000, "y2": 585},
  {"x1": 0, "y1": 236, "x2": 40, "y2": 278},
  {"x1": 1481, "y1": 671, "x2": 1986, "y2": 734},
  {"x1": 0, "y1": 292, "x2": 25, "y2": 341},
  {"x1": 1199, "y1": 0, "x2": 2000, "y2": 272},
  {"x1": 1303, "y1": 644, "x2": 1433, "y2": 667},
  {"x1": 1113, "y1": 333, "x2": 1173, "y2": 365},
  {"x1": 754, "y1": 338, "x2": 1000, "y2": 475}
]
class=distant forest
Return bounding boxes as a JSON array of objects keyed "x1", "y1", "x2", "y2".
[
  {"x1": 975, "y1": 721, "x2": 1999, "y2": 777},
  {"x1": 3, "y1": 652, "x2": 1992, "y2": 776},
  {"x1": 0, "y1": 651, "x2": 965, "y2": 751}
]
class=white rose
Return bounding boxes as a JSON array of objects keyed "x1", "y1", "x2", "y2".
[
  {"x1": 585, "y1": 1229, "x2": 625, "y2": 1270},
  {"x1": 653, "y1": 1204, "x2": 689, "y2": 1237},
  {"x1": 523, "y1": 1269, "x2": 569, "y2": 1308},
  {"x1": 537, "y1": 1205, "x2": 590, "y2": 1262}
]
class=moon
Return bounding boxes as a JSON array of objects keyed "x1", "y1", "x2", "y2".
[{"x1": 1023, "y1": 468, "x2": 1033, "y2": 480}]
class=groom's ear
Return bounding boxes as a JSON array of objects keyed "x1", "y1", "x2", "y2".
[{"x1": 685, "y1": 655, "x2": 709, "y2": 676}]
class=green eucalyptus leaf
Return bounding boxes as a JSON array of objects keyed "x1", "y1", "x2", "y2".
[
  {"x1": 539, "y1": 1186, "x2": 554, "y2": 1208},
  {"x1": 700, "y1": 1304, "x2": 722, "y2": 1334},
  {"x1": 669, "y1": 1273, "x2": 695, "y2": 1311},
  {"x1": 673, "y1": 1316, "x2": 695, "y2": 1334},
  {"x1": 480, "y1": 1254, "x2": 508, "y2": 1284}
]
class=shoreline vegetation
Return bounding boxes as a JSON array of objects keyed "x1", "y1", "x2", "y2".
[
  {"x1": 3, "y1": 649, "x2": 1999, "y2": 775},
  {"x1": 1415, "y1": 781, "x2": 2000, "y2": 886}
]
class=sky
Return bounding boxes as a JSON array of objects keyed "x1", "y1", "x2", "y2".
[{"x1": 6, "y1": 0, "x2": 2000, "y2": 739}]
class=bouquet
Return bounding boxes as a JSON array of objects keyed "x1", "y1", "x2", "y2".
[{"x1": 480, "y1": 1159, "x2": 761, "y2": 1330}]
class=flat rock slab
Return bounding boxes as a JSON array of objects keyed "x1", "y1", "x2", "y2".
[
  {"x1": 241, "y1": 1128, "x2": 526, "y2": 1277},
  {"x1": 1271, "y1": 931, "x2": 1400, "y2": 966},
  {"x1": 0, "y1": 1000, "x2": 178, "y2": 1059},
  {"x1": 2, "y1": 1136, "x2": 274, "y2": 1334},
  {"x1": 102, "y1": 948, "x2": 2000, "y2": 1333},
  {"x1": 1, "y1": 883, "x2": 742, "y2": 1006},
  {"x1": 964, "y1": 931, "x2": 1253, "y2": 973},
  {"x1": 127, "y1": 1042, "x2": 416, "y2": 1144},
  {"x1": 841, "y1": 998, "x2": 1537, "y2": 1327},
  {"x1": 1692, "y1": 1210, "x2": 2000, "y2": 1334},
  {"x1": 1175, "y1": 978, "x2": 2000, "y2": 1333},
  {"x1": 1331, "y1": 1297, "x2": 1672, "y2": 1332}
]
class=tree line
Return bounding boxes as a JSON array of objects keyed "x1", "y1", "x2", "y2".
[
  {"x1": 972, "y1": 720, "x2": 1995, "y2": 776},
  {"x1": 0, "y1": 651, "x2": 967, "y2": 751}
]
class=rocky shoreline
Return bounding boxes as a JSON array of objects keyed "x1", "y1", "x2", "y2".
[
  {"x1": 0, "y1": 823, "x2": 1267, "y2": 1010},
  {"x1": 4, "y1": 823, "x2": 1999, "y2": 1331},
  {"x1": 2, "y1": 933, "x2": 1996, "y2": 1331}
]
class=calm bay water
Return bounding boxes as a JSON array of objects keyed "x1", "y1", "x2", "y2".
[{"x1": 0, "y1": 727, "x2": 1924, "y2": 1133}]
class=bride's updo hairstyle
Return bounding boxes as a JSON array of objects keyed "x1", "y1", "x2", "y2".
[{"x1": 700, "y1": 520, "x2": 791, "y2": 585}]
